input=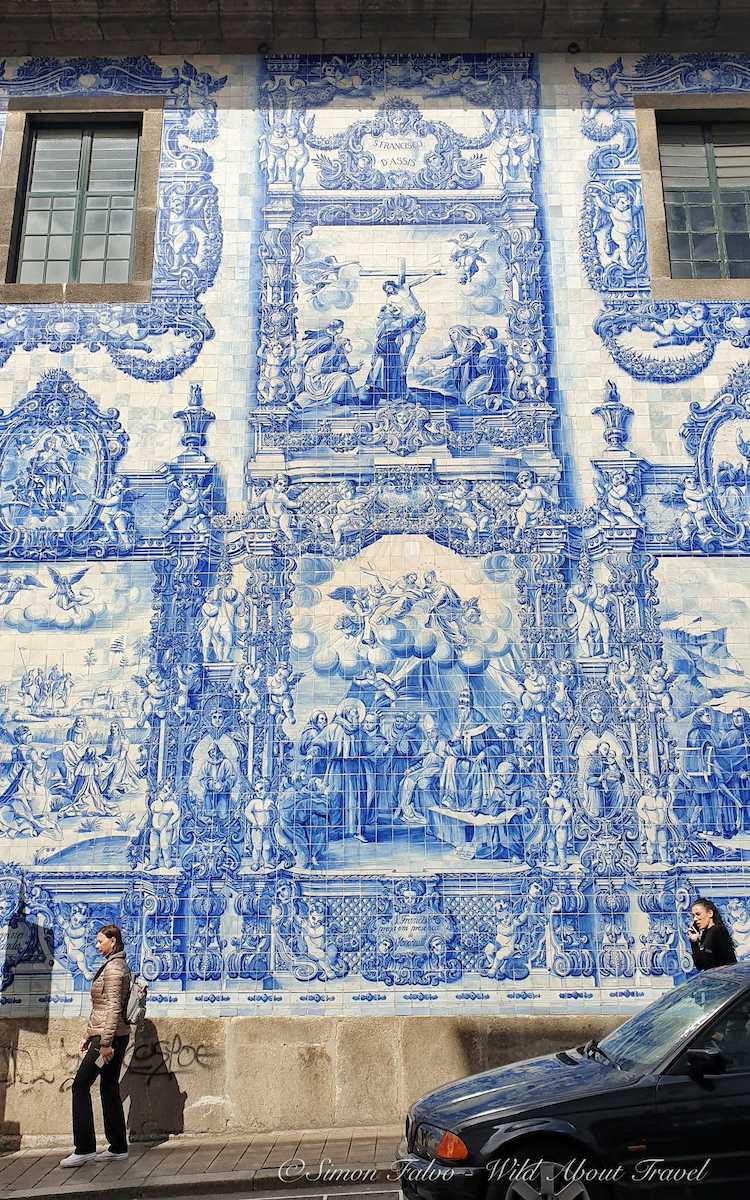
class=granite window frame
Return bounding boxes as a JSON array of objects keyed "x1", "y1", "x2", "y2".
[
  {"x1": 0, "y1": 96, "x2": 164, "y2": 305},
  {"x1": 636, "y1": 93, "x2": 750, "y2": 302}
]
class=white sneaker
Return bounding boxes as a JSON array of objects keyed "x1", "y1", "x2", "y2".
[
  {"x1": 60, "y1": 1152, "x2": 97, "y2": 1167},
  {"x1": 94, "y1": 1150, "x2": 129, "y2": 1162}
]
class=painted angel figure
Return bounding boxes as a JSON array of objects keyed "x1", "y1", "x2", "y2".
[
  {"x1": 175, "y1": 663, "x2": 200, "y2": 720},
  {"x1": 166, "y1": 184, "x2": 212, "y2": 272},
  {"x1": 661, "y1": 474, "x2": 717, "y2": 548},
  {"x1": 595, "y1": 468, "x2": 644, "y2": 530},
  {"x1": 136, "y1": 668, "x2": 169, "y2": 724},
  {"x1": 644, "y1": 661, "x2": 674, "y2": 717},
  {"x1": 317, "y1": 479, "x2": 375, "y2": 549},
  {"x1": 541, "y1": 778, "x2": 574, "y2": 868},
  {"x1": 297, "y1": 253, "x2": 360, "y2": 299},
  {"x1": 636, "y1": 774, "x2": 674, "y2": 865},
  {"x1": 329, "y1": 585, "x2": 371, "y2": 647},
  {"x1": 651, "y1": 303, "x2": 709, "y2": 347},
  {"x1": 504, "y1": 470, "x2": 558, "y2": 539},
  {"x1": 482, "y1": 897, "x2": 532, "y2": 980},
  {"x1": 266, "y1": 663, "x2": 302, "y2": 726},
  {"x1": 481, "y1": 112, "x2": 513, "y2": 185},
  {"x1": 590, "y1": 183, "x2": 641, "y2": 271},
  {"x1": 549, "y1": 660, "x2": 575, "y2": 721},
  {"x1": 434, "y1": 479, "x2": 493, "y2": 546},
  {"x1": 520, "y1": 664, "x2": 550, "y2": 715},
  {"x1": 60, "y1": 904, "x2": 95, "y2": 980},
  {"x1": 91, "y1": 476, "x2": 143, "y2": 551},
  {"x1": 259, "y1": 108, "x2": 310, "y2": 188},
  {"x1": 47, "y1": 566, "x2": 93, "y2": 613},
  {"x1": 566, "y1": 579, "x2": 613, "y2": 659},
  {"x1": 447, "y1": 233, "x2": 493, "y2": 284},
  {"x1": 163, "y1": 473, "x2": 214, "y2": 535},
  {"x1": 574, "y1": 59, "x2": 627, "y2": 122},
  {"x1": 249, "y1": 474, "x2": 302, "y2": 541},
  {"x1": 238, "y1": 663, "x2": 263, "y2": 723},
  {"x1": 609, "y1": 658, "x2": 642, "y2": 721},
  {"x1": 0, "y1": 572, "x2": 43, "y2": 608}
]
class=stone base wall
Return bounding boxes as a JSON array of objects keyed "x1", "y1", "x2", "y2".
[{"x1": 0, "y1": 1013, "x2": 624, "y2": 1147}]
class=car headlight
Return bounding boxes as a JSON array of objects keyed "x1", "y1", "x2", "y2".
[{"x1": 413, "y1": 1122, "x2": 469, "y2": 1163}]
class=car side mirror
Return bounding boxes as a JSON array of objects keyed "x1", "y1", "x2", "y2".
[{"x1": 686, "y1": 1048, "x2": 727, "y2": 1080}]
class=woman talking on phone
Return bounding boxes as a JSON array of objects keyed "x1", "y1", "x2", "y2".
[
  {"x1": 688, "y1": 897, "x2": 737, "y2": 972},
  {"x1": 60, "y1": 924, "x2": 131, "y2": 1167}
]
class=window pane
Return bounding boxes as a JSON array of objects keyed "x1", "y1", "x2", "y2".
[
  {"x1": 688, "y1": 205, "x2": 716, "y2": 232},
  {"x1": 24, "y1": 209, "x2": 49, "y2": 235},
  {"x1": 668, "y1": 232, "x2": 691, "y2": 259},
  {"x1": 29, "y1": 129, "x2": 82, "y2": 192},
  {"x1": 729, "y1": 260, "x2": 750, "y2": 277},
  {"x1": 108, "y1": 208, "x2": 133, "y2": 233},
  {"x1": 88, "y1": 127, "x2": 139, "y2": 193},
  {"x1": 694, "y1": 261, "x2": 722, "y2": 278},
  {"x1": 44, "y1": 259, "x2": 70, "y2": 284},
  {"x1": 713, "y1": 122, "x2": 750, "y2": 187},
  {"x1": 725, "y1": 232, "x2": 750, "y2": 259},
  {"x1": 78, "y1": 259, "x2": 104, "y2": 283},
  {"x1": 722, "y1": 203, "x2": 748, "y2": 231},
  {"x1": 666, "y1": 204, "x2": 687, "y2": 231},
  {"x1": 671, "y1": 261, "x2": 694, "y2": 278},
  {"x1": 85, "y1": 195, "x2": 108, "y2": 208},
  {"x1": 693, "y1": 234, "x2": 720, "y2": 259},
  {"x1": 84, "y1": 208, "x2": 108, "y2": 233},
  {"x1": 81, "y1": 234, "x2": 106, "y2": 259},
  {"x1": 107, "y1": 234, "x2": 131, "y2": 258},
  {"x1": 18, "y1": 261, "x2": 44, "y2": 283},
  {"x1": 104, "y1": 259, "x2": 130, "y2": 283},
  {"x1": 50, "y1": 208, "x2": 75, "y2": 234},
  {"x1": 22, "y1": 235, "x2": 47, "y2": 261},
  {"x1": 658, "y1": 122, "x2": 711, "y2": 188},
  {"x1": 47, "y1": 235, "x2": 72, "y2": 259}
]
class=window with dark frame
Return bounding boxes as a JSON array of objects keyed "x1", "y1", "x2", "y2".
[
  {"x1": 12, "y1": 119, "x2": 141, "y2": 286},
  {"x1": 658, "y1": 116, "x2": 750, "y2": 280}
]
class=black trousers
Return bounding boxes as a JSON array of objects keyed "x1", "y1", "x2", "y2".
[{"x1": 72, "y1": 1035, "x2": 129, "y2": 1155}]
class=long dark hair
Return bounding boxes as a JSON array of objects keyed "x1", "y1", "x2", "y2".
[
  {"x1": 98, "y1": 923, "x2": 124, "y2": 952},
  {"x1": 693, "y1": 897, "x2": 735, "y2": 947}
]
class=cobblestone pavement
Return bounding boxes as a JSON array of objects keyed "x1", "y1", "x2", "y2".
[{"x1": 0, "y1": 1127, "x2": 403, "y2": 1199}]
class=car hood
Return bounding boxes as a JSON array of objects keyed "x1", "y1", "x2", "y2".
[{"x1": 411, "y1": 1048, "x2": 641, "y2": 1130}]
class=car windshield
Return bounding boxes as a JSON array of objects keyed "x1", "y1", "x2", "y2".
[{"x1": 597, "y1": 972, "x2": 741, "y2": 1072}]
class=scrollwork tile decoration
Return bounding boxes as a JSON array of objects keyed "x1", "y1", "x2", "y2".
[
  {"x1": 576, "y1": 54, "x2": 750, "y2": 382},
  {"x1": 0, "y1": 58, "x2": 226, "y2": 379},
  {"x1": 0, "y1": 50, "x2": 749, "y2": 1019}
]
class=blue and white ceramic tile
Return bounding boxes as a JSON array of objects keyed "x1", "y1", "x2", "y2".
[{"x1": 0, "y1": 51, "x2": 750, "y2": 1017}]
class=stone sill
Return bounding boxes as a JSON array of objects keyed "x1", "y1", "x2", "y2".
[{"x1": 0, "y1": 283, "x2": 154, "y2": 305}]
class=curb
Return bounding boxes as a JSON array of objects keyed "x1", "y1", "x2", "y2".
[{"x1": 3, "y1": 1164, "x2": 399, "y2": 1199}]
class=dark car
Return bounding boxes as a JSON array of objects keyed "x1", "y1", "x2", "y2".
[{"x1": 399, "y1": 963, "x2": 750, "y2": 1200}]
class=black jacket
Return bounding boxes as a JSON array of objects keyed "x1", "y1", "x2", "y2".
[{"x1": 690, "y1": 923, "x2": 737, "y2": 971}]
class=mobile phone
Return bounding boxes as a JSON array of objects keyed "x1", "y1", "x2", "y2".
[{"x1": 95, "y1": 1053, "x2": 106, "y2": 1068}]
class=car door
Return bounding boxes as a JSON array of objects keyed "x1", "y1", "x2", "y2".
[{"x1": 651, "y1": 994, "x2": 750, "y2": 1199}]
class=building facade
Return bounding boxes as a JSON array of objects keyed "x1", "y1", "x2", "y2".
[{"x1": 1, "y1": 49, "x2": 750, "y2": 1044}]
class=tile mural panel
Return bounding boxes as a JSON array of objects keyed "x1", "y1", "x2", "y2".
[{"x1": 0, "y1": 50, "x2": 750, "y2": 1018}]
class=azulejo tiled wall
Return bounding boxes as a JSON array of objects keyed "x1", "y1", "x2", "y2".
[{"x1": 2, "y1": 50, "x2": 750, "y2": 1023}]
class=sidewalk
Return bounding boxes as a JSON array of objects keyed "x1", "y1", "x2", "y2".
[{"x1": 0, "y1": 1127, "x2": 404, "y2": 1199}]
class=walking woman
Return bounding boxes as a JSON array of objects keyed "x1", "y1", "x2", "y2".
[
  {"x1": 61, "y1": 924, "x2": 131, "y2": 1166},
  {"x1": 688, "y1": 897, "x2": 738, "y2": 972}
]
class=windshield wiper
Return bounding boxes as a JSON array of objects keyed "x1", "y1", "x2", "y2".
[{"x1": 582, "y1": 1038, "x2": 621, "y2": 1070}]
